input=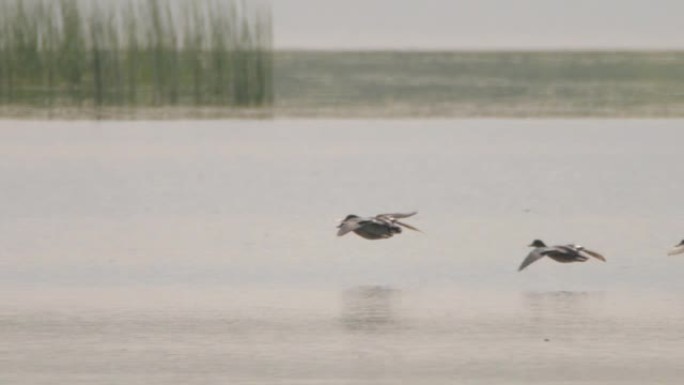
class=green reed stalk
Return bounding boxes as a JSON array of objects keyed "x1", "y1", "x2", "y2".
[
  {"x1": 39, "y1": 1, "x2": 58, "y2": 108},
  {"x1": 0, "y1": 2, "x2": 7, "y2": 103},
  {"x1": 59, "y1": 0, "x2": 86, "y2": 104},
  {"x1": 184, "y1": 3, "x2": 205, "y2": 105}
]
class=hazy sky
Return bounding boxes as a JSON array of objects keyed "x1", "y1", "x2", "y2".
[{"x1": 274, "y1": 0, "x2": 684, "y2": 49}]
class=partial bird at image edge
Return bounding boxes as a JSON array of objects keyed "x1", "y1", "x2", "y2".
[{"x1": 668, "y1": 239, "x2": 684, "y2": 256}]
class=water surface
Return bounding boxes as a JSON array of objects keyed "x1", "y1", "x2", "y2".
[{"x1": 1, "y1": 119, "x2": 683, "y2": 384}]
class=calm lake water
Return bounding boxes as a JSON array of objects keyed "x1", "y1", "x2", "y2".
[{"x1": 1, "y1": 119, "x2": 684, "y2": 384}]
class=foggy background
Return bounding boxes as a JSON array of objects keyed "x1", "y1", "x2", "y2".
[{"x1": 274, "y1": 0, "x2": 684, "y2": 50}]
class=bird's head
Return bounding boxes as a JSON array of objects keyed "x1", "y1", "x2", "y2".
[
  {"x1": 337, "y1": 214, "x2": 359, "y2": 227},
  {"x1": 529, "y1": 239, "x2": 546, "y2": 248}
]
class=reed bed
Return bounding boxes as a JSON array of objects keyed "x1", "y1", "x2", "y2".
[{"x1": 0, "y1": 0, "x2": 273, "y2": 111}]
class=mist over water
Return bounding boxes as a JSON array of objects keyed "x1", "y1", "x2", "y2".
[{"x1": 2, "y1": 119, "x2": 684, "y2": 384}]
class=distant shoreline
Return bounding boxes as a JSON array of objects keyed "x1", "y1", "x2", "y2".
[
  {"x1": 3, "y1": 51, "x2": 684, "y2": 119},
  {"x1": 3, "y1": 105, "x2": 682, "y2": 120}
]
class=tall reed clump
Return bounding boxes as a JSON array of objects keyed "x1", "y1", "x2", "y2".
[{"x1": 0, "y1": 0, "x2": 273, "y2": 112}]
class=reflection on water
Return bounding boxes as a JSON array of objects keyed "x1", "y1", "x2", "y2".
[
  {"x1": 3, "y1": 287, "x2": 684, "y2": 384},
  {"x1": 524, "y1": 291, "x2": 604, "y2": 317},
  {"x1": 522, "y1": 291, "x2": 609, "y2": 341},
  {"x1": 341, "y1": 285, "x2": 400, "y2": 330}
]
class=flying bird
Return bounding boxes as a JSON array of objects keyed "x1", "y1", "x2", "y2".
[
  {"x1": 668, "y1": 239, "x2": 684, "y2": 256},
  {"x1": 518, "y1": 239, "x2": 606, "y2": 271},
  {"x1": 337, "y1": 212, "x2": 420, "y2": 240}
]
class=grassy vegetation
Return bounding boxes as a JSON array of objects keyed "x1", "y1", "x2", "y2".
[
  {"x1": 275, "y1": 51, "x2": 684, "y2": 117},
  {"x1": 1, "y1": 1, "x2": 682, "y2": 120},
  {"x1": 0, "y1": 0, "x2": 273, "y2": 112}
]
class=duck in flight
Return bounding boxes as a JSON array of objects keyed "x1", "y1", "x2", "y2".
[
  {"x1": 668, "y1": 239, "x2": 684, "y2": 256},
  {"x1": 337, "y1": 212, "x2": 420, "y2": 240},
  {"x1": 518, "y1": 239, "x2": 606, "y2": 271}
]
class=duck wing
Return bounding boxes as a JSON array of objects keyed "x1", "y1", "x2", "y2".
[
  {"x1": 518, "y1": 248, "x2": 547, "y2": 271},
  {"x1": 567, "y1": 244, "x2": 606, "y2": 262},
  {"x1": 376, "y1": 212, "x2": 420, "y2": 232},
  {"x1": 395, "y1": 220, "x2": 421, "y2": 232},
  {"x1": 579, "y1": 248, "x2": 606, "y2": 262},
  {"x1": 668, "y1": 245, "x2": 684, "y2": 256},
  {"x1": 337, "y1": 218, "x2": 366, "y2": 236},
  {"x1": 376, "y1": 212, "x2": 417, "y2": 220}
]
